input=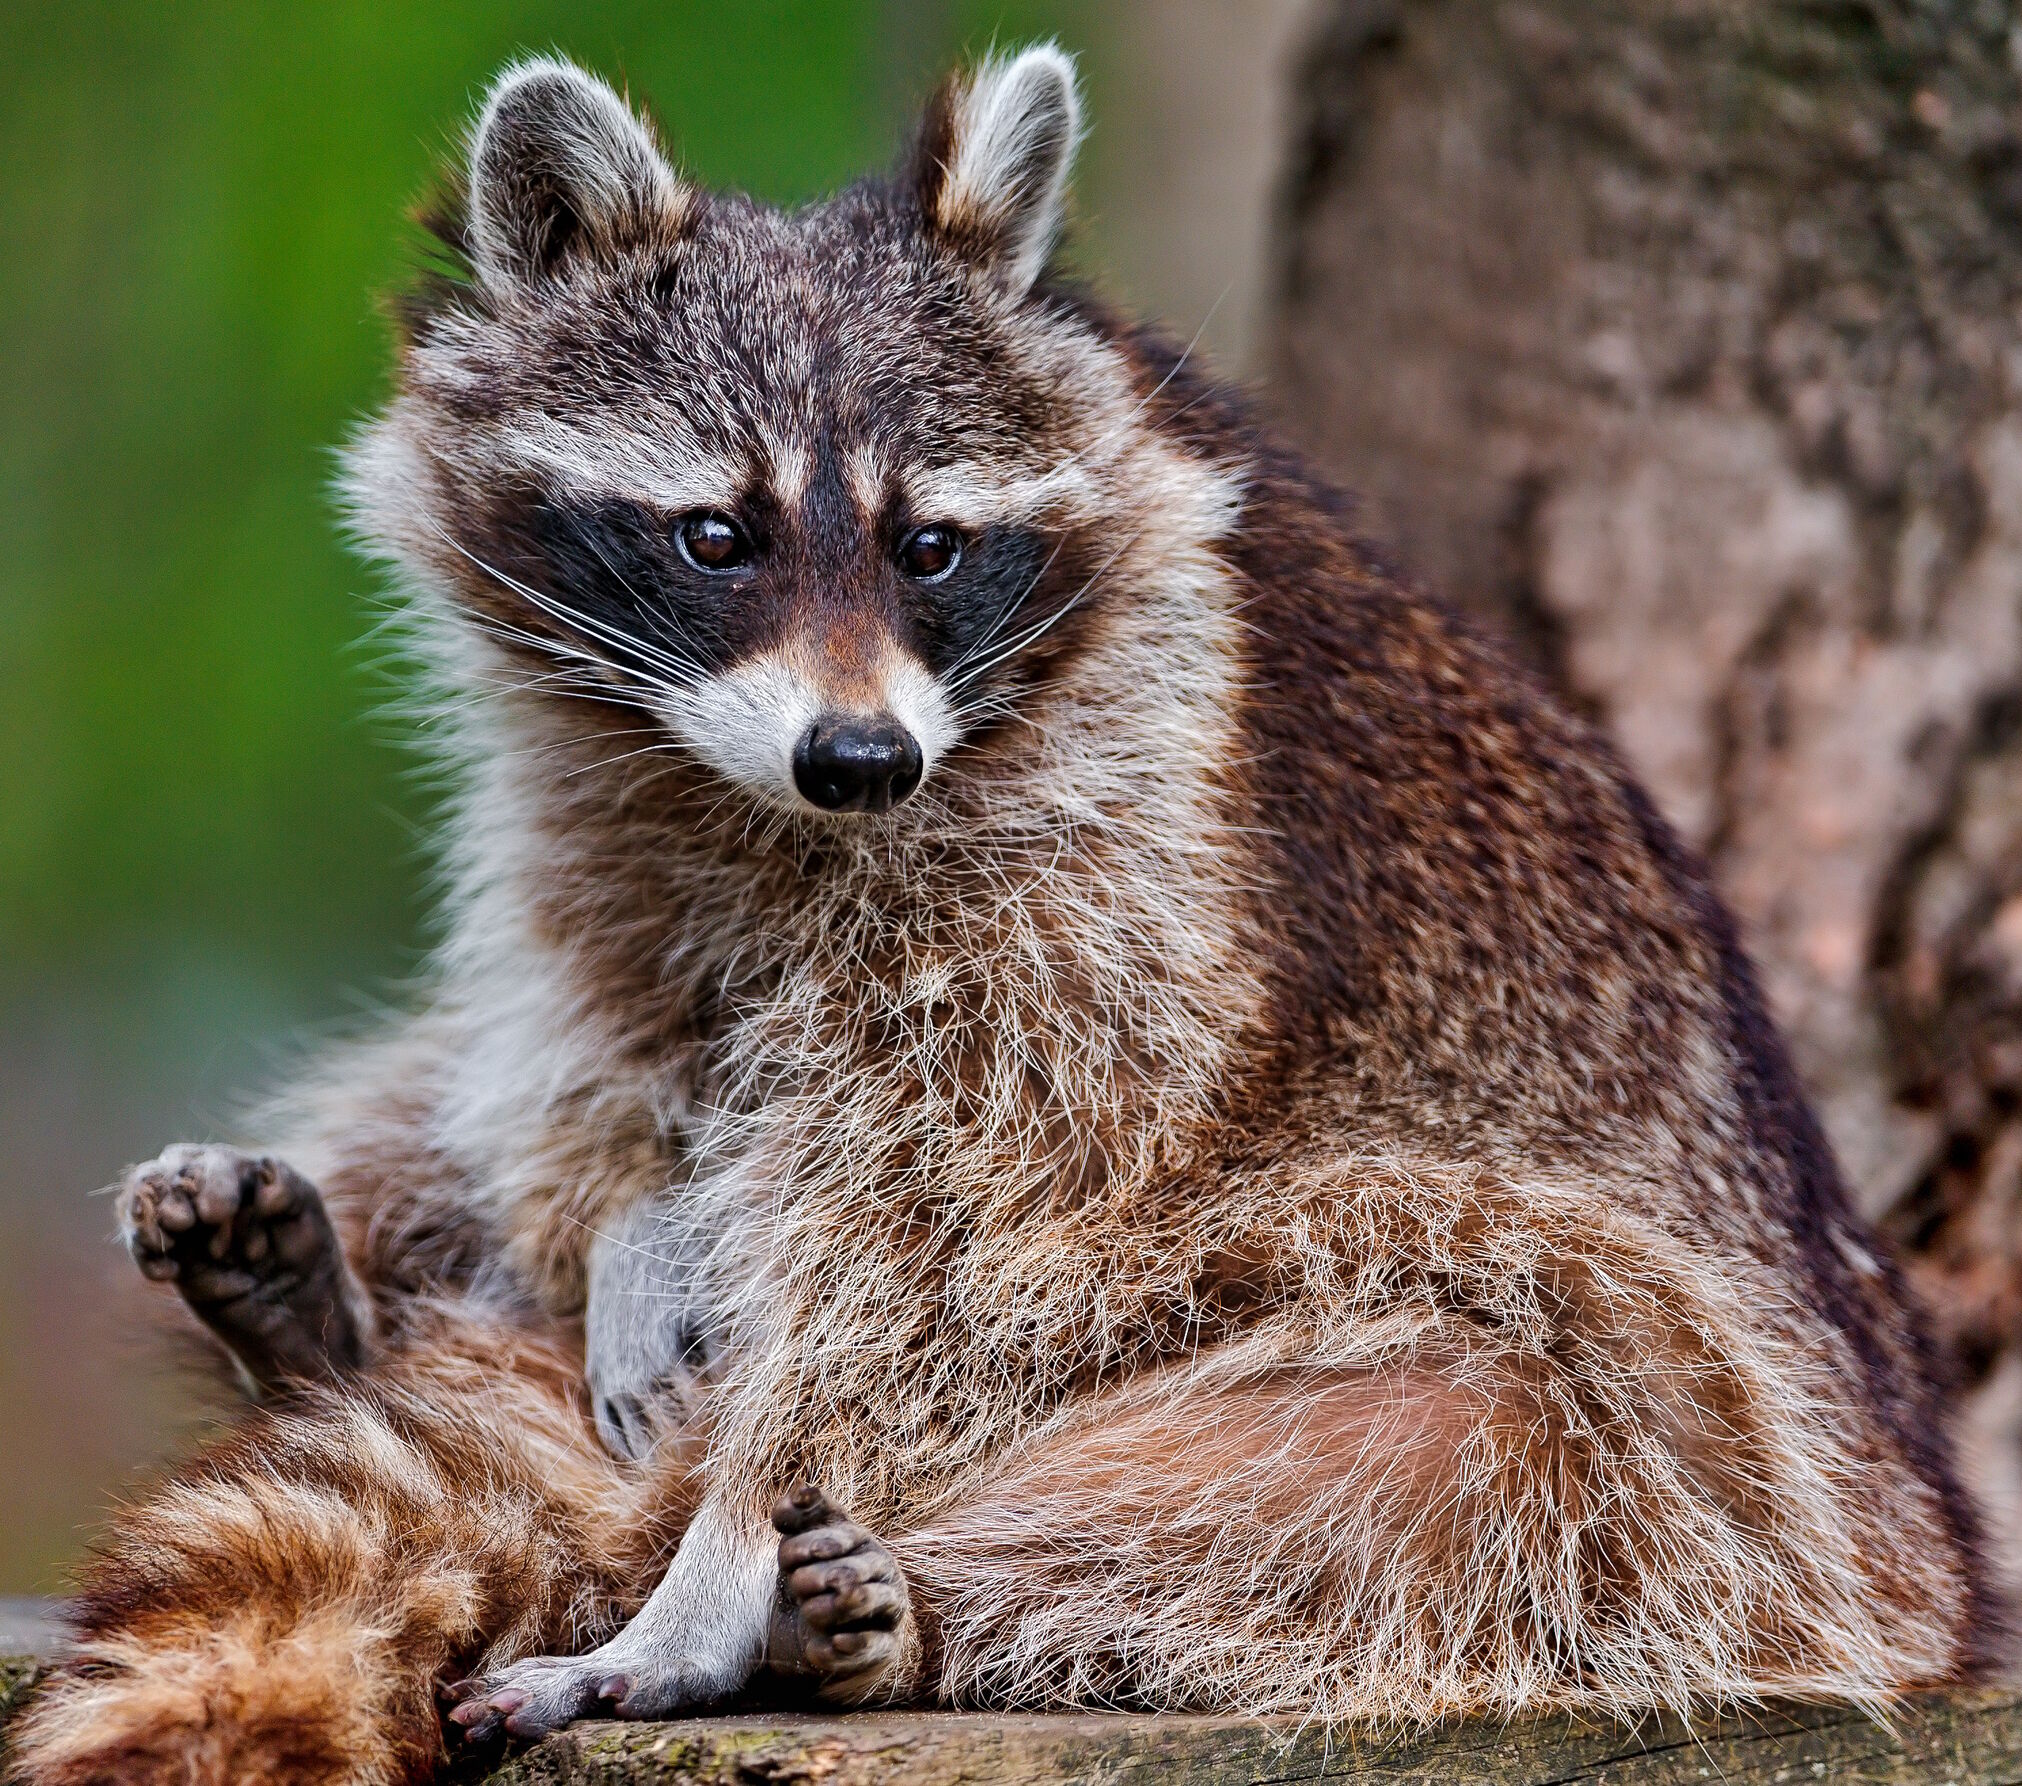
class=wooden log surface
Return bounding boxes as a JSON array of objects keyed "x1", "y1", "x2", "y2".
[
  {"x1": 2, "y1": 1634, "x2": 2017, "y2": 1785},
  {"x1": 486, "y1": 1695, "x2": 2022, "y2": 1785},
  {"x1": 0, "y1": 1657, "x2": 43, "y2": 1730}
]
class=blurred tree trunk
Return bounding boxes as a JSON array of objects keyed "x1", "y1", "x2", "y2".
[{"x1": 1264, "y1": 0, "x2": 2022, "y2": 1562}]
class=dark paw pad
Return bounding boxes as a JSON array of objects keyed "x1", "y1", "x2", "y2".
[
  {"x1": 770, "y1": 1485, "x2": 910, "y2": 1687},
  {"x1": 120, "y1": 1144, "x2": 364, "y2": 1385}
]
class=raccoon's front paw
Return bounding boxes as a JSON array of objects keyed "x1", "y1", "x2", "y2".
[
  {"x1": 120, "y1": 1144, "x2": 367, "y2": 1387},
  {"x1": 585, "y1": 1205, "x2": 716, "y2": 1461},
  {"x1": 767, "y1": 1485, "x2": 914, "y2": 1702}
]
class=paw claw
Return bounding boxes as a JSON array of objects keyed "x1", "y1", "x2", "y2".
[
  {"x1": 456, "y1": 1710, "x2": 506, "y2": 1745},
  {"x1": 595, "y1": 1390, "x2": 662, "y2": 1462},
  {"x1": 773, "y1": 1482, "x2": 842, "y2": 1536}
]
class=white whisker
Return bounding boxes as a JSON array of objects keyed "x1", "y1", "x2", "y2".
[{"x1": 415, "y1": 510, "x2": 702, "y2": 697}]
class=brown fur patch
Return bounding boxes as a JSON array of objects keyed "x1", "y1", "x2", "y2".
[{"x1": 11, "y1": 1307, "x2": 701, "y2": 1786}]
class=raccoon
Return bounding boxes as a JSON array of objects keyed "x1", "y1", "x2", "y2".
[{"x1": 11, "y1": 43, "x2": 1998, "y2": 1786}]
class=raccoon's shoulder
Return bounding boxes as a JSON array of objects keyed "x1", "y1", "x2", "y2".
[{"x1": 1065, "y1": 310, "x2": 1736, "y2": 1108}]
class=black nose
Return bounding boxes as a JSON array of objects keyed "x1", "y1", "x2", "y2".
[{"x1": 792, "y1": 716, "x2": 924, "y2": 813}]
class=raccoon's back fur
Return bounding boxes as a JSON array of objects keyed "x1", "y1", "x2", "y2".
[{"x1": 11, "y1": 43, "x2": 1995, "y2": 1786}]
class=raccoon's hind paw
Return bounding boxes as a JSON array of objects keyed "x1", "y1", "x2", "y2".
[
  {"x1": 768, "y1": 1485, "x2": 915, "y2": 1702},
  {"x1": 444, "y1": 1665, "x2": 625, "y2": 1746},
  {"x1": 447, "y1": 1639, "x2": 710, "y2": 1743},
  {"x1": 120, "y1": 1144, "x2": 367, "y2": 1387}
]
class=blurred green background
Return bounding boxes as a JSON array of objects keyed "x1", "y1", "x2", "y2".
[{"x1": 0, "y1": 0, "x2": 1305, "y2": 1591}]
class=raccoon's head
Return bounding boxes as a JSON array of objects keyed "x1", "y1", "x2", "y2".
[{"x1": 350, "y1": 46, "x2": 1239, "y2": 830}]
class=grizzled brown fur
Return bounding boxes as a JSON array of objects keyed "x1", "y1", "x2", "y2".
[{"x1": 10, "y1": 44, "x2": 1997, "y2": 1786}]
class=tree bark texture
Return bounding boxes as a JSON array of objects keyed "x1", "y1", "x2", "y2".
[{"x1": 1265, "y1": 0, "x2": 2022, "y2": 1570}]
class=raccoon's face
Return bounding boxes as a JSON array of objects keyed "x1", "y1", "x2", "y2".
[{"x1": 357, "y1": 47, "x2": 1174, "y2": 824}]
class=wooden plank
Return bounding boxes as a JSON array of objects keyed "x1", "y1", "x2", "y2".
[
  {"x1": 0, "y1": 1657, "x2": 49, "y2": 1775},
  {"x1": 0, "y1": 1647, "x2": 2015, "y2": 1785},
  {"x1": 491, "y1": 1692, "x2": 2022, "y2": 1786}
]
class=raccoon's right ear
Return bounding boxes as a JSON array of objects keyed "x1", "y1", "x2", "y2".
[
  {"x1": 913, "y1": 45, "x2": 1081, "y2": 296},
  {"x1": 466, "y1": 57, "x2": 688, "y2": 289}
]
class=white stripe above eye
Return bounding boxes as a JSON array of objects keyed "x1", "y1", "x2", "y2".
[
  {"x1": 844, "y1": 443, "x2": 889, "y2": 517},
  {"x1": 497, "y1": 414, "x2": 747, "y2": 514},
  {"x1": 760, "y1": 430, "x2": 813, "y2": 509},
  {"x1": 901, "y1": 457, "x2": 1098, "y2": 529}
]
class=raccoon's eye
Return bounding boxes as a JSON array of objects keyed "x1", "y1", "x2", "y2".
[
  {"x1": 674, "y1": 511, "x2": 753, "y2": 573},
  {"x1": 896, "y1": 524, "x2": 962, "y2": 583}
]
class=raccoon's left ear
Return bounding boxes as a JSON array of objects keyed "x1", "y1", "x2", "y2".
[
  {"x1": 466, "y1": 56, "x2": 688, "y2": 289},
  {"x1": 913, "y1": 44, "x2": 1082, "y2": 297}
]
